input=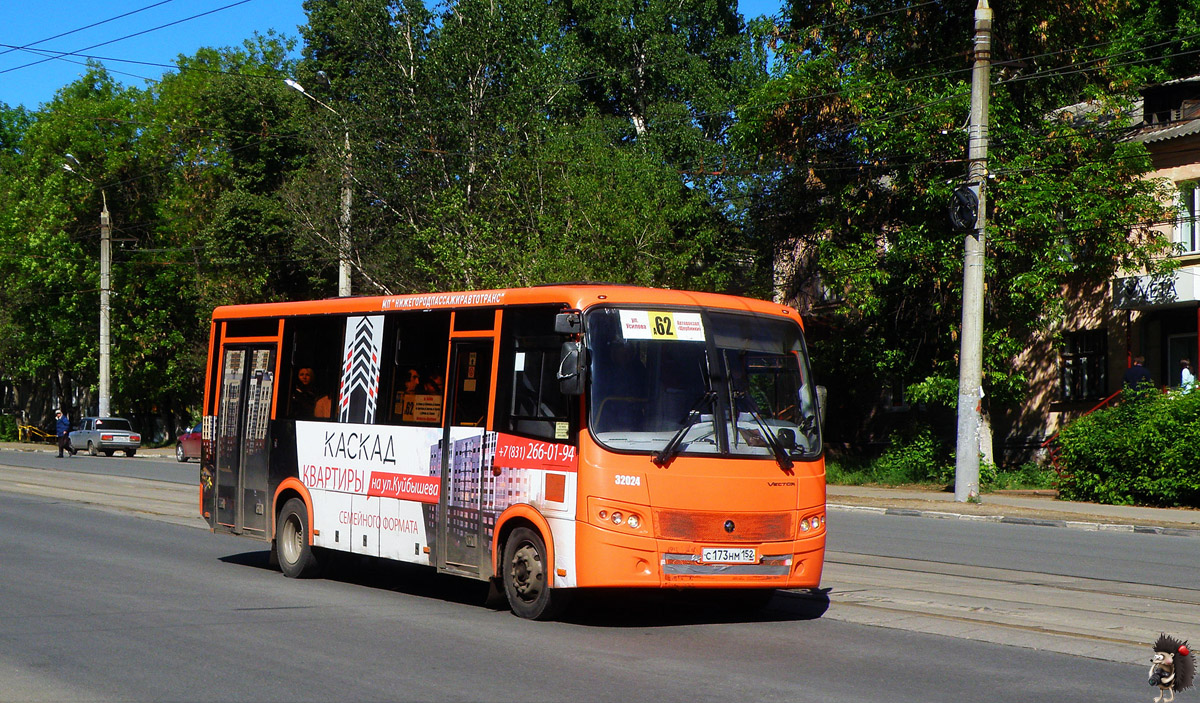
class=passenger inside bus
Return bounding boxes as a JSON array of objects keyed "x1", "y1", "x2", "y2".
[
  {"x1": 423, "y1": 370, "x2": 445, "y2": 395},
  {"x1": 394, "y1": 364, "x2": 444, "y2": 424},
  {"x1": 290, "y1": 367, "x2": 331, "y2": 419}
]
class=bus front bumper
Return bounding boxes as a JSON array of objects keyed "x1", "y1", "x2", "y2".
[{"x1": 573, "y1": 521, "x2": 825, "y2": 590}]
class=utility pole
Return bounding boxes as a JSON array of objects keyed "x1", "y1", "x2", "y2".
[
  {"x1": 954, "y1": 0, "x2": 992, "y2": 502},
  {"x1": 99, "y1": 191, "x2": 111, "y2": 418},
  {"x1": 338, "y1": 126, "x2": 352, "y2": 298},
  {"x1": 286, "y1": 75, "x2": 352, "y2": 297},
  {"x1": 64, "y1": 154, "x2": 112, "y2": 418}
]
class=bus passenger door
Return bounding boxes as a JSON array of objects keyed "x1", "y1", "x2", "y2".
[
  {"x1": 438, "y1": 339, "x2": 494, "y2": 575},
  {"x1": 214, "y1": 346, "x2": 275, "y2": 536}
]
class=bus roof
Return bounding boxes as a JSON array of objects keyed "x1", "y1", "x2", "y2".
[{"x1": 211, "y1": 284, "x2": 800, "y2": 323}]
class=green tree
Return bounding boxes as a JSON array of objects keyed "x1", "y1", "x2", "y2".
[
  {"x1": 0, "y1": 37, "x2": 312, "y2": 438},
  {"x1": 296, "y1": 0, "x2": 768, "y2": 294},
  {"x1": 133, "y1": 34, "x2": 312, "y2": 433},
  {"x1": 0, "y1": 65, "x2": 146, "y2": 421},
  {"x1": 737, "y1": 0, "x2": 1181, "y2": 448}
]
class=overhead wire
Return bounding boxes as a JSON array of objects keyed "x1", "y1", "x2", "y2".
[
  {"x1": 0, "y1": 0, "x2": 256, "y2": 75},
  {"x1": 5, "y1": 0, "x2": 1193, "y2": 162},
  {"x1": 0, "y1": 0, "x2": 182, "y2": 58}
]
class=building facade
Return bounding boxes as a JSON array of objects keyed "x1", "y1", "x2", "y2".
[{"x1": 1008, "y1": 77, "x2": 1200, "y2": 460}]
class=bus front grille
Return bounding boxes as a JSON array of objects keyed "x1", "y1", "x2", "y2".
[{"x1": 653, "y1": 510, "x2": 794, "y2": 542}]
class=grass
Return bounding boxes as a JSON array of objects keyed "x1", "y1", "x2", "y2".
[{"x1": 826, "y1": 456, "x2": 1057, "y2": 492}]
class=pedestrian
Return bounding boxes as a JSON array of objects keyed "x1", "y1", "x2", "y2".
[
  {"x1": 1123, "y1": 355, "x2": 1154, "y2": 393},
  {"x1": 55, "y1": 409, "x2": 74, "y2": 458},
  {"x1": 1182, "y1": 358, "x2": 1195, "y2": 393}
]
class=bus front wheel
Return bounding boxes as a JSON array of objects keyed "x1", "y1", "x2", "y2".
[
  {"x1": 276, "y1": 498, "x2": 320, "y2": 578},
  {"x1": 502, "y1": 527, "x2": 568, "y2": 620}
]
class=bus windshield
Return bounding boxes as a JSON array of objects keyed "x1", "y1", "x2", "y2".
[{"x1": 586, "y1": 307, "x2": 821, "y2": 461}]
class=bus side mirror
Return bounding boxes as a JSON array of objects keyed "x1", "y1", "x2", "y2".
[
  {"x1": 816, "y1": 385, "x2": 827, "y2": 428},
  {"x1": 558, "y1": 341, "x2": 586, "y2": 396},
  {"x1": 555, "y1": 312, "x2": 582, "y2": 335}
]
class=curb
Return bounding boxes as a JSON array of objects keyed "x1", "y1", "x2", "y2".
[
  {"x1": 828, "y1": 503, "x2": 1200, "y2": 538},
  {"x1": 1, "y1": 445, "x2": 174, "y2": 458}
]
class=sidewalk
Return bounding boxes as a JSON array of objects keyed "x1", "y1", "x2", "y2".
[
  {"x1": 0, "y1": 440, "x2": 174, "y2": 458},
  {"x1": 828, "y1": 484, "x2": 1200, "y2": 536}
]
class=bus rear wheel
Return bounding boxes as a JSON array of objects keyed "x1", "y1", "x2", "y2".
[
  {"x1": 276, "y1": 498, "x2": 320, "y2": 578},
  {"x1": 502, "y1": 527, "x2": 568, "y2": 620}
]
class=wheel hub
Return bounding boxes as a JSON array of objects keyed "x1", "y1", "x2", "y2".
[
  {"x1": 281, "y1": 515, "x2": 302, "y2": 564},
  {"x1": 510, "y1": 543, "x2": 543, "y2": 600}
]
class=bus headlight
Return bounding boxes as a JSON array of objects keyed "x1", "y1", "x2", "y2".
[
  {"x1": 798, "y1": 513, "x2": 824, "y2": 537},
  {"x1": 589, "y1": 498, "x2": 650, "y2": 535}
]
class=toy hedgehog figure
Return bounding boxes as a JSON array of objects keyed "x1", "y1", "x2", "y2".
[{"x1": 1150, "y1": 633, "x2": 1196, "y2": 702}]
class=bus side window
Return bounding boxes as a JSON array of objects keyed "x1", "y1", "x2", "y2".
[
  {"x1": 383, "y1": 311, "x2": 450, "y2": 426},
  {"x1": 495, "y1": 307, "x2": 576, "y2": 442},
  {"x1": 284, "y1": 317, "x2": 342, "y2": 421},
  {"x1": 451, "y1": 344, "x2": 492, "y2": 427}
]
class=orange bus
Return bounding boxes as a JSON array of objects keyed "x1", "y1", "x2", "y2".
[{"x1": 200, "y1": 285, "x2": 825, "y2": 619}]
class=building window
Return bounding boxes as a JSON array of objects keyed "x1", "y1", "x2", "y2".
[
  {"x1": 1176, "y1": 182, "x2": 1200, "y2": 254},
  {"x1": 1061, "y1": 330, "x2": 1107, "y2": 401}
]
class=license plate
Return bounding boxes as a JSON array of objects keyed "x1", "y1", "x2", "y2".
[{"x1": 701, "y1": 547, "x2": 757, "y2": 564}]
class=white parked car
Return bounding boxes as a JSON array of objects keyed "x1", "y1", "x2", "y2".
[{"x1": 70, "y1": 417, "x2": 142, "y2": 457}]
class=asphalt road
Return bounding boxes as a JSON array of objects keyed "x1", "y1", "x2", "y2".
[
  {"x1": 3, "y1": 446, "x2": 194, "y2": 484},
  {"x1": 0, "y1": 448, "x2": 1183, "y2": 700},
  {"x1": 0, "y1": 490, "x2": 1147, "y2": 702},
  {"x1": 824, "y1": 509, "x2": 1200, "y2": 663}
]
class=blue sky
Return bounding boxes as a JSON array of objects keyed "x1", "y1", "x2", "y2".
[{"x1": 2, "y1": 0, "x2": 782, "y2": 111}]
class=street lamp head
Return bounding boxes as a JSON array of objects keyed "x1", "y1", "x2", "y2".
[
  {"x1": 316, "y1": 70, "x2": 331, "y2": 86},
  {"x1": 62, "y1": 157, "x2": 93, "y2": 183},
  {"x1": 284, "y1": 78, "x2": 306, "y2": 94}
]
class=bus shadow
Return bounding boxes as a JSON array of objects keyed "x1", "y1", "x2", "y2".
[
  {"x1": 220, "y1": 550, "x2": 831, "y2": 625},
  {"x1": 562, "y1": 588, "x2": 831, "y2": 627},
  {"x1": 220, "y1": 550, "x2": 496, "y2": 609}
]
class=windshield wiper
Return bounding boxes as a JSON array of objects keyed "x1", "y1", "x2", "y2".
[
  {"x1": 733, "y1": 391, "x2": 795, "y2": 471},
  {"x1": 652, "y1": 391, "x2": 716, "y2": 468}
]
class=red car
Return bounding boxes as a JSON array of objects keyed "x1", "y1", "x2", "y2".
[{"x1": 176, "y1": 422, "x2": 202, "y2": 462}]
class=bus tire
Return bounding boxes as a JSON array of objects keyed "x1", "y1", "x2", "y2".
[
  {"x1": 502, "y1": 527, "x2": 568, "y2": 620},
  {"x1": 276, "y1": 498, "x2": 320, "y2": 578}
]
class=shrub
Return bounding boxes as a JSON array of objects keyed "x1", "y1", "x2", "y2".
[
  {"x1": 827, "y1": 426, "x2": 1023, "y2": 488},
  {"x1": 872, "y1": 426, "x2": 954, "y2": 485},
  {"x1": 0, "y1": 415, "x2": 16, "y2": 442},
  {"x1": 1056, "y1": 389, "x2": 1200, "y2": 506}
]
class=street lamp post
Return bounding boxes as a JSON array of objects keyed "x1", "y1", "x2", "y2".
[
  {"x1": 63, "y1": 154, "x2": 112, "y2": 417},
  {"x1": 954, "y1": 0, "x2": 992, "y2": 503},
  {"x1": 286, "y1": 75, "x2": 352, "y2": 297}
]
